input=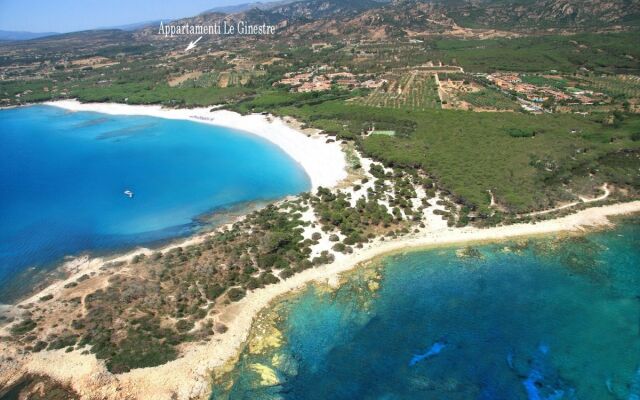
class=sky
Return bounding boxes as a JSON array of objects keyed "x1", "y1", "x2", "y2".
[{"x1": 0, "y1": 0, "x2": 267, "y2": 33}]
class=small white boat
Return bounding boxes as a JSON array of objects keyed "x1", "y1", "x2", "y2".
[{"x1": 124, "y1": 190, "x2": 134, "y2": 198}]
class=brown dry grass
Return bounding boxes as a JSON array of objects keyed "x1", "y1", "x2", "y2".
[{"x1": 167, "y1": 71, "x2": 202, "y2": 87}]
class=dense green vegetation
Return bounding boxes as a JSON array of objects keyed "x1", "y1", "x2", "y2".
[
  {"x1": 431, "y1": 33, "x2": 640, "y2": 73},
  {"x1": 229, "y1": 89, "x2": 356, "y2": 114},
  {"x1": 0, "y1": 79, "x2": 55, "y2": 103},
  {"x1": 1, "y1": 51, "x2": 270, "y2": 107},
  {"x1": 52, "y1": 203, "x2": 323, "y2": 372},
  {"x1": 362, "y1": 108, "x2": 639, "y2": 213},
  {"x1": 244, "y1": 97, "x2": 638, "y2": 213},
  {"x1": 71, "y1": 84, "x2": 252, "y2": 106}
]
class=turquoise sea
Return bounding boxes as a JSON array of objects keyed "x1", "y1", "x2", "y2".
[
  {"x1": 213, "y1": 219, "x2": 640, "y2": 400},
  {"x1": 0, "y1": 105, "x2": 310, "y2": 301}
]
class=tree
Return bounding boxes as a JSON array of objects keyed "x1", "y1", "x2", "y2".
[{"x1": 227, "y1": 287, "x2": 246, "y2": 302}]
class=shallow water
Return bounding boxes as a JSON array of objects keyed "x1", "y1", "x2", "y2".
[
  {"x1": 0, "y1": 105, "x2": 309, "y2": 300},
  {"x1": 213, "y1": 220, "x2": 640, "y2": 399}
]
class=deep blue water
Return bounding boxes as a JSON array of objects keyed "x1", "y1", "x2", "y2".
[
  {"x1": 0, "y1": 105, "x2": 310, "y2": 299},
  {"x1": 214, "y1": 221, "x2": 640, "y2": 400}
]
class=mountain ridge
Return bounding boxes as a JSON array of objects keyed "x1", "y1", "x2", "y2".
[
  {"x1": 4, "y1": 0, "x2": 639, "y2": 48},
  {"x1": 0, "y1": 30, "x2": 59, "y2": 41}
]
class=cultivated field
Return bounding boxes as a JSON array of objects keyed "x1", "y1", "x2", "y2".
[
  {"x1": 459, "y1": 88, "x2": 520, "y2": 111},
  {"x1": 576, "y1": 74, "x2": 640, "y2": 99},
  {"x1": 359, "y1": 72, "x2": 441, "y2": 110},
  {"x1": 438, "y1": 77, "x2": 519, "y2": 111},
  {"x1": 179, "y1": 70, "x2": 265, "y2": 88}
]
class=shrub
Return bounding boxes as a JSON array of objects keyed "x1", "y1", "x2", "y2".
[
  {"x1": 175, "y1": 319, "x2": 195, "y2": 333},
  {"x1": 506, "y1": 128, "x2": 536, "y2": 138},
  {"x1": 106, "y1": 330, "x2": 178, "y2": 373},
  {"x1": 245, "y1": 277, "x2": 261, "y2": 290},
  {"x1": 259, "y1": 272, "x2": 279, "y2": 285},
  {"x1": 10, "y1": 319, "x2": 37, "y2": 336},
  {"x1": 215, "y1": 323, "x2": 228, "y2": 334},
  {"x1": 131, "y1": 254, "x2": 146, "y2": 264},
  {"x1": 227, "y1": 287, "x2": 246, "y2": 302},
  {"x1": 33, "y1": 341, "x2": 48, "y2": 352},
  {"x1": 205, "y1": 284, "x2": 225, "y2": 301},
  {"x1": 71, "y1": 320, "x2": 85, "y2": 330},
  {"x1": 280, "y1": 269, "x2": 295, "y2": 279},
  {"x1": 332, "y1": 243, "x2": 346, "y2": 252},
  {"x1": 48, "y1": 334, "x2": 79, "y2": 350}
]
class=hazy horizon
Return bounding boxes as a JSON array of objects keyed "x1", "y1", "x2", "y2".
[{"x1": 0, "y1": 0, "x2": 278, "y2": 33}]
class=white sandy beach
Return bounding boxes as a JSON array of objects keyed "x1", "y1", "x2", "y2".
[{"x1": 43, "y1": 100, "x2": 348, "y2": 190}]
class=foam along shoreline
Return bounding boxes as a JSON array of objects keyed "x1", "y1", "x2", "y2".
[
  {"x1": 3, "y1": 201, "x2": 639, "y2": 400},
  {"x1": 43, "y1": 100, "x2": 347, "y2": 190}
]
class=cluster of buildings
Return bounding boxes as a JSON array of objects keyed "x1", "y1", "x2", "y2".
[
  {"x1": 277, "y1": 68, "x2": 386, "y2": 93},
  {"x1": 486, "y1": 73, "x2": 605, "y2": 105}
]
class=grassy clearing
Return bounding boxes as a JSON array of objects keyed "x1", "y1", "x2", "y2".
[{"x1": 521, "y1": 75, "x2": 568, "y2": 89}]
